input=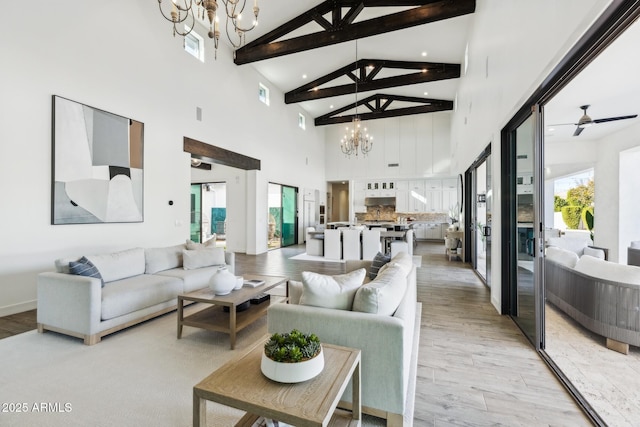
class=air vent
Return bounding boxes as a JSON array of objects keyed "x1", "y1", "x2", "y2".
[{"x1": 388, "y1": 163, "x2": 399, "y2": 167}]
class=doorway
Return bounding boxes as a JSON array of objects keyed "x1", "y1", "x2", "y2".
[
  {"x1": 189, "y1": 182, "x2": 227, "y2": 245},
  {"x1": 268, "y1": 183, "x2": 298, "y2": 249},
  {"x1": 469, "y1": 147, "x2": 492, "y2": 284}
]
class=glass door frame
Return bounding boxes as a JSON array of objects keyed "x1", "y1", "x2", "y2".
[
  {"x1": 498, "y1": 4, "x2": 639, "y2": 425},
  {"x1": 267, "y1": 182, "x2": 299, "y2": 250},
  {"x1": 466, "y1": 144, "x2": 492, "y2": 285}
]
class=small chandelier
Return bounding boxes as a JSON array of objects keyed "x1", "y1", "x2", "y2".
[
  {"x1": 157, "y1": 0, "x2": 260, "y2": 58},
  {"x1": 340, "y1": 40, "x2": 373, "y2": 157}
]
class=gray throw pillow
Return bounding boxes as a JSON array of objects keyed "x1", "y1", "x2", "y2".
[
  {"x1": 369, "y1": 252, "x2": 391, "y2": 280},
  {"x1": 69, "y1": 256, "x2": 104, "y2": 287}
]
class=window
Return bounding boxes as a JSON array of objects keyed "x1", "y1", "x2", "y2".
[
  {"x1": 259, "y1": 83, "x2": 270, "y2": 106},
  {"x1": 298, "y1": 113, "x2": 306, "y2": 130},
  {"x1": 184, "y1": 28, "x2": 204, "y2": 62}
]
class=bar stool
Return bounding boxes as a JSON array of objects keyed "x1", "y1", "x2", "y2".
[
  {"x1": 324, "y1": 229, "x2": 342, "y2": 260},
  {"x1": 342, "y1": 229, "x2": 362, "y2": 260}
]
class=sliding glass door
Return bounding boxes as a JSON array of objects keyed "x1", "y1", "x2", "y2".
[
  {"x1": 469, "y1": 148, "x2": 492, "y2": 286},
  {"x1": 268, "y1": 183, "x2": 298, "y2": 249},
  {"x1": 505, "y1": 108, "x2": 544, "y2": 349}
]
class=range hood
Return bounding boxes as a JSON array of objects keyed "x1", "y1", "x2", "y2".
[{"x1": 365, "y1": 197, "x2": 396, "y2": 207}]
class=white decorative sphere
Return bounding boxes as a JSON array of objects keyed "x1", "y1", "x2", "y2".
[{"x1": 209, "y1": 266, "x2": 236, "y2": 295}]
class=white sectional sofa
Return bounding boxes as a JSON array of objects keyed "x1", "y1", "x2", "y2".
[
  {"x1": 37, "y1": 243, "x2": 234, "y2": 345},
  {"x1": 267, "y1": 252, "x2": 419, "y2": 426},
  {"x1": 545, "y1": 246, "x2": 640, "y2": 354}
]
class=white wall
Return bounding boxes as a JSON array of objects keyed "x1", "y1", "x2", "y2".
[
  {"x1": 324, "y1": 113, "x2": 452, "y2": 181},
  {"x1": 0, "y1": 1, "x2": 326, "y2": 315},
  {"x1": 595, "y1": 123, "x2": 640, "y2": 262},
  {"x1": 449, "y1": 0, "x2": 611, "y2": 312}
]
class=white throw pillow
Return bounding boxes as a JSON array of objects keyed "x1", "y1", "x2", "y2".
[
  {"x1": 582, "y1": 246, "x2": 605, "y2": 260},
  {"x1": 545, "y1": 246, "x2": 580, "y2": 268},
  {"x1": 299, "y1": 268, "x2": 366, "y2": 310},
  {"x1": 86, "y1": 248, "x2": 145, "y2": 283},
  {"x1": 288, "y1": 280, "x2": 303, "y2": 305},
  {"x1": 379, "y1": 251, "x2": 413, "y2": 275},
  {"x1": 182, "y1": 247, "x2": 226, "y2": 270},
  {"x1": 352, "y1": 264, "x2": 407, "y2": 315},
  {"x1": 185, "y1": 237, "x2": 217, "y2": 250},
  {"x1": 145, "y1": 244, "x2": 186, "y2": 274}
]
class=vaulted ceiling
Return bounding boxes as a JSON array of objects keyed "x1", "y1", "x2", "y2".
[{"x1": 230, "y1": 0, "x2": 476, "y2": 125}]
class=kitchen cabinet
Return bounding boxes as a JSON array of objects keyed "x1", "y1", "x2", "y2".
[
  {"x1": 408, "y1": 180, "x2": 426, "y2": 212},
  {"x1": 395, "y1": 190, "x2": 409, "y2": 212},
  {"x1": 425, "y1": 179, "x2": 442, "y2": 190},
  {"x1": 425, "y1": 190, "x2": 442, "y2": 212},
  {"x1": 414, "y1": 222, "x2": 444, "y2": 240},
  {"x1": 353, "y1": 191, "x2": 366, "y2": 212}
]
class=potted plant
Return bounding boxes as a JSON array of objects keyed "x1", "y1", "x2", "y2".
[{"x1": 261, "y1": 329, "x2": 324, "y2": 383}]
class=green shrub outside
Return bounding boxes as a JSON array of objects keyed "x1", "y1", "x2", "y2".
[{"x1": 561, "y1": 206, "x2": 582, "y2": 229}]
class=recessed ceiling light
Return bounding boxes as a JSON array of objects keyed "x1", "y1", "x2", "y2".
[
  {"x1": 423, "y1": 91, "x2": 429, "y2": 96},
  {"x1": 330, "y1": 105, "x2": 334, "y2": 109},
  {"x1": 421, "y1": 51, "x2": 427, "y2": 57},
  {"x1": 302, "y1": 74, "x2": 307, "y2": 79},
  {"x1": 422, "y1": 69, "x2": 427, "y2": 73}
]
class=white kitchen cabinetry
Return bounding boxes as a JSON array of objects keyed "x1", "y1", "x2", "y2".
[
  {"x1": 413, "y1": 223, "x2": 427, "y2": 239},
  {"x1": 353, "y1": 190, "x2": 366, "y2": 212},
  {"x1": 414, "y1": 222, "x2": 444, "y2": 240},
  {"x1": 425, "y1": 190, "x2": 442, "y2": 212},
  {"x1": 395, "y1": 190, "x2": 409, "y2": 212},
  {"x1": 408, "y1": 180, "x2": 426, "y2": 212}
]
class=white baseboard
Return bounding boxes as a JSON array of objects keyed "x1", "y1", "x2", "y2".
[{"x1": 0, "y1": 300, "x2": 36, "y2": 317}]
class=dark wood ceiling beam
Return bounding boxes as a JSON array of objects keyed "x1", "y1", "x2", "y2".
[
  {"x1": 234, "y1": 0, "x2": 476, "y2": 64},
  {"x1": 311, "y1": 11, "x2": 333, "y2": 31},
  {"x1": 314, "y1": 94, "x2": 453, "y2": 125},
  {"x1": 285, "y1": 62, "x2": 460, "y2": 103},
  {"x1": 341, "y1": 2, "x2": 366, "y2": 27},
  {"x1": 184, "y1": 137, "x2": 261, "y2": 170}
]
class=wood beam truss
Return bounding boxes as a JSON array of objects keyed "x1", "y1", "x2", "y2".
[
  {"x1": 234, "y1": 0, "x2": 476, "y2": 65},
  {"x1": 285, "y1": 60, "x2": 460, "y2": 104},
  {"x1": 314, "y1": 94, "x2": 453, "y2": 125}
]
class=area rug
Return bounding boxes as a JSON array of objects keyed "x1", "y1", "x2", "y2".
[
  {"x1": 289, "y1": 253, "x2": 345, "y2": 263},
  {"x1": 0, "y1": 303, "x2": 420, "y2": 427}
]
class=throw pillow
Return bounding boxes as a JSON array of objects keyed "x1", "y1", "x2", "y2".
[
  {"x1": 379, "y1": 251, "x2": 413, "y2": 276},
  {"x1": 86, "y1": 248, "x2": 145, "y2": 283},
  {"x1": 545, "y1": 246, "x2": 580, "y2": 268},
  {"x1": 185, "y1": 237, "x2": 217, "y2": 250},
  {"x1": 182, "y1": 247, "x2": 226, "y2": 270},
  {"x1": 353, "y1": 264, "x2": 407, "y2": 315},
  {"x1": 368, "y1": 252, "x2": 391, "y2": 280},
  {"x1": 69, "y1": 256, "x2": 104, "y2": 286},
  {"x1": 145, "y1": 243, "x2": 186, "y2": 274},
  {"x1": 299, "y1": 268, "x2": 366, "y2": 310},
  {"x1": 288, "y1": 280, "x2": 303, "y2": 305}
]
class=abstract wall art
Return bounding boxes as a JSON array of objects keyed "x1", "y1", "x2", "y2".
[{"x1": 52, "y1": 96, "x2": 144, "y2": 224}]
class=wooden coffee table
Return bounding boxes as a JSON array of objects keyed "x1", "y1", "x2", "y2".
[
  {"x1": 193, "y1": 336, "x2": 361, "y2": 427},
  {"x1": 177, "y1": 274, "x2": 287, "y2": 350}
]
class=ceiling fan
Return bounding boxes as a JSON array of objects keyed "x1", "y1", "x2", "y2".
[{"x1": 560, "y1": 105, "x2": 638, "y2": 136}]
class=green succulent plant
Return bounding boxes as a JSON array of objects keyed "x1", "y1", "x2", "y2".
[{"x1": 264, "y1": 329, "x2": 321, "y2": 363}]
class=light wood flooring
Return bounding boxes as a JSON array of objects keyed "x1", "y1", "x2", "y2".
[{"x1": 0, "y1": 242, "x2": 593, "y2": 425}]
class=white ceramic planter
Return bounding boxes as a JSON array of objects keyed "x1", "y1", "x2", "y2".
[{"x1": 261, "y1": 348, "x2": 324, "y2": 383}]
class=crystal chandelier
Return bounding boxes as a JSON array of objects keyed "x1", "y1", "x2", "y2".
[
  {"x1": 157, "y1": 0, "x2": 260, "y2": 57},
  {"x1": 340, "y1": 40, "x2": 373, "y2": 157}
]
